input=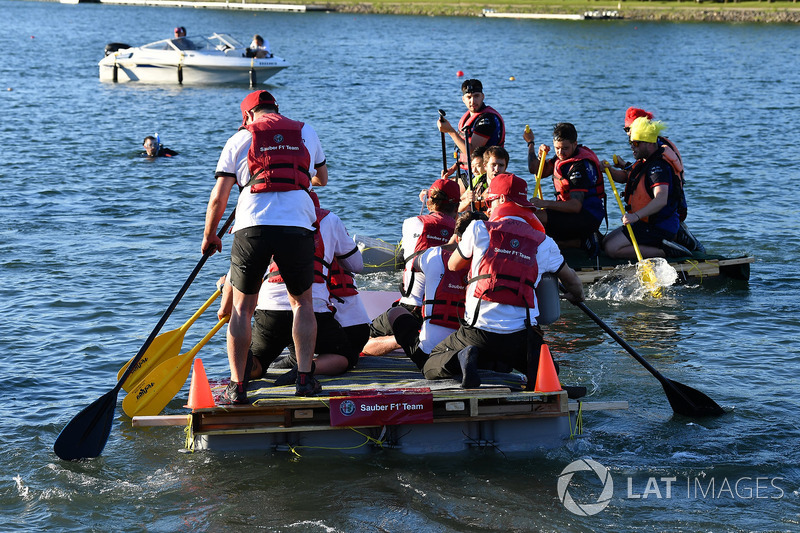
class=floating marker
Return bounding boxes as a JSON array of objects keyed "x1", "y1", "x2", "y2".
[
  {"x1": 456, "y1": 70, "x2": 464, "y2": 77},
  {"x1": 509, "y1": 76, "x2": 516, "y2": 81}
]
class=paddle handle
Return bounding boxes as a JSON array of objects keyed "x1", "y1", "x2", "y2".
[
  {"x1": 115, "y1": 209, "x2": 235, "y2": 392},
  {"x1": 439, "y1": 109, "x2": 447, "y2": 172},
  {"x1": 604, "y1": 167, "x2": 645, "y2": 262},
  {"x1": 535, "y1": 146, "x2": 546, "y2": 200}
]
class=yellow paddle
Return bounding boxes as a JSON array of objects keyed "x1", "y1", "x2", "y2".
[
  {"x1": 525, "y1": 125, "x2": 545, "y2": 200},
  {"x1": 603, "y1": 166, "x2": 662, "y2": 298},
  {"x1": 535, "y1": 145, "x2": 546, "y2": 200},
  {"x1": 117, "y1": 289, "x2": 220, "y2": 392},
  {"x1": 122, "y1": 316, "x2": 229, "y2": 418}
]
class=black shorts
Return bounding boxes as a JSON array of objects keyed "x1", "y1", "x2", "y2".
[
  {"x1": 422, "y1": 325, "x2": 541, "y2": 380},
  {"x1": 229, "y1": 225, "x2": 315, "y2": 296},
  {"x1": 545, "y1": 209, "x2": 601, "y2": 241},
  {"x1": 287, "y1": 312, "x2": 360, "y2": 369},
  {"x1": 251, "y1": 310, "x2": 360, "y2": 370},
  {"x1": 341, "y1": 323, "x2": 370, "y2": 355},
  {"x1": 625, "y1": 221, "x2": 676, "y2": 248},
  {"x1": 368, "y1": 303, "x2": 422, "y2": 338}
]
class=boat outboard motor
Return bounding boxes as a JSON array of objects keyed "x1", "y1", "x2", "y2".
[
  {"x1": 104, "y1": 43, "x2": 131, "y2": 56},
  {"x1": 534, "y1": 272, "x2": 560, "y2": 325}
]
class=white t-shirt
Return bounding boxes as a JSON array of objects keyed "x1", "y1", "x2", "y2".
[
  {"x1": 332, "y1": 293, "x2": 370, "y2": 328},
  {"x1": 249, "y1": 38, "x2": 271, "y2": 53},
  {"x1": 457, "y1": 217, "x2": 564, "y2": 333},
  {"x1": 399, "y1": 216, "x2": 426, "y2": 306},
  {"x1": 416, "y1": 246, "x2": 462, "y2": 354},
  {"x1": 214, "y1": 119, "x2": 326, "y2": 233},
  {"x1": 257, "y1": 210, "x2": 362, "y2": 313}
]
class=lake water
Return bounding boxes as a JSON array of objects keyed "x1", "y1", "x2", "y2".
[{"x1": 1, "y1": 1, "x2": 799, "y2": 530}]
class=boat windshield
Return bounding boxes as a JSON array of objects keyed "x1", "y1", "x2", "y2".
[{"x1": 140, "y1": 35, "x2": 244, "y2": 52}]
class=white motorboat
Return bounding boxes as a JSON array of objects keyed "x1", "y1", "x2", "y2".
[{"x1": 98, "y1": 33, "x2": 289, "y2": 85}]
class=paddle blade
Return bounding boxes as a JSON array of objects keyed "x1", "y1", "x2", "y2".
[
  {"x1": 663, "y1": 379, "x2": 725, "y2": 417},
  {"x1": 122, "y1": 355, "x2": 193, "y2": 418},
  {"x1": 636, "y1": 260, "x2": 663, "y2": 298},
  {"x1": 118, "y1": 328, "x2": 186, "y2": 393},
  {"x1": 53, "y1": 389, "x2": 118, "y2": 461}
]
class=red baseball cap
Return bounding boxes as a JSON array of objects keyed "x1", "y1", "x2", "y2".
[
  {"x1": 428, "y1": 178, "x2": 460, "y2": 203},
  {"x1": 240, "y1": 90, "x2": 276, "y2": 126},
  {"x1": 624, "y1": 107, "x2": 653, "y2": 128},
  {"x1": 484, "y1": 173, "x2": 534, "y2": 208}
]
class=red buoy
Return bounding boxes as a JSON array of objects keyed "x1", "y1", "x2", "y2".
[{"x1": 456, "y1": 70, "x2": 464, "y2": 77}]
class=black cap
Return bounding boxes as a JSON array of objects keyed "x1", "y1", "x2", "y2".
[{"x1": 461, "y1": 79, "x2": 483, "y2": 94}]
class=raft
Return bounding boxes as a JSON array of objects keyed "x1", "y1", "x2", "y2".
[
  {"x1": 354, "y1": 234, "x2": 754, "y2": 284},
  {"x1": 133, "y1": 291, "x2": 627, "y2": 454},
  {"x1": 134, "y1": 354, "x2": 627, "y2": 455}
]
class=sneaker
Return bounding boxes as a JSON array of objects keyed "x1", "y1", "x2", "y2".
[
  {"x1": 295, "y1": 372, "x2": 322, "y2": 396},
  {"x1": 220, "y1": 381, "x2": 249, "y2": 405},
  {"x1": 274, "y1": 367, "x2": 298, "y2": 386},
  {"x1": 675, "y1": 221, "x2": 705, "y2": 254},
  {"x1": 661, "y1": 239, "x2": 693, "y2": 258},
  {"x1": 583, "y1": 231, "x2": 602, "y2": 259},
  {"x1": 457, "y1": 346, "x2": 481, "y2": 389}
]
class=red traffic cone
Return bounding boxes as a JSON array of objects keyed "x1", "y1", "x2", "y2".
[
  {"x1": 534, "y1": 344, "x2": 562, "y2": 393},
  {"x1": 184, "y1": 358, "x2": 215, "y2": 409}
]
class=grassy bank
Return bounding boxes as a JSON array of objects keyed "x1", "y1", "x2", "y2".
[{"x1": 265, "y1": 0, "x2": 800, "y2": 21}]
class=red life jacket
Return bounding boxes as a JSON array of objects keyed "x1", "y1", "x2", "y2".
[
  {"x1": 400, "y1": 212, "x2": 456, "y2": 297},
  {"x1": 457, "y1": 105, "x2": 505, "y2": 167},
  {"x1": 328, "y1": 258, "x2": 358, "y2": 299},
  {"x1": 245, "y1": 114, "x2": 311, "y2": 193},
  {"x1": 552, "y1": 145, "x2": 605, "y2": 203},
  {"x1": 422, "y1": 248, "x2": 469, "y2": 330},
  {"x1": 267, "y1": 208, "x2": 329, "y2": 284},
  {"x1": 467, "y1": 218, "x2": 544, "y2": 308},
  {"x1": 658, "y1": 136, "x2": 687, "y2": 221},
  {"x1": 488, "y1": 201, "x2": 545, "y2": 234}
]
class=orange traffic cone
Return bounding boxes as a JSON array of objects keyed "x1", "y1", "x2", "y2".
[
  {"x1": 184, "y1": 358, "x2": 215, "y2": 409},
  {"x1": 534, "y1": 344, "x2": 562, "y2": 393}
]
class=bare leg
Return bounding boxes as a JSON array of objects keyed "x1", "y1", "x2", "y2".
[
  {"x1": 227, "y1": 289, "x2": 259, "y2": 383},
  {"x1": 362, "y1": 335, "x2": 401, "y2": 356},
  {"x1": 287, "y1": 288, "x2": 316, "y2": 373},
  {"x1": 313, "y1": 353, "x2": 349, "y2": 375}
]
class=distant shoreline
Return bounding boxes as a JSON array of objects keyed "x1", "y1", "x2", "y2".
[{"x1": 57, "y1": 0, "x2": 800, "y2": 24}]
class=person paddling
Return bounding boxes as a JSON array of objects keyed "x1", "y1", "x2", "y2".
[
  {"x1": 423, "y1": 174, "x2": 584, "y2": 389},
  {"x1": 603, "y1": 117, "x2": 687, "y2": 259},
  {"x1": 526, "y1": 123, "x2": 606, "y2": 257}
]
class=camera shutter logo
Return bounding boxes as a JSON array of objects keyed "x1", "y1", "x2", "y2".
[
  {"x1": 557, "y1": 459, "x2": 614, "y2": 516},
  {"x1": 273, "y1": 134, "x2": 284, "y2": 144}
]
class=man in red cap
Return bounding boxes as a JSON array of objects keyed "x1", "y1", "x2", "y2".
[
  {"x1": 423, "y1": 173, "x2": 584, "y2": 389},
  {"x1": 202, "y1": 90, "x2": 329, "y2": 400},
  {"x1": 362, "y1": 178, "x2": 460, "y2": 356}
]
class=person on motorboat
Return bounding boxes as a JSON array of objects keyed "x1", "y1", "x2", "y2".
[
  {"x1": 437, "y1": 79, "x2": 505, "y2": 176},
  {"x1": 389, "y1": 210, "x2": 485, "y2": 370},
  {"x1": 603, "y1": 117, "x2": 688, "y2": 259},
  {"x1": 246, "y1": 34, "x2": 271, "y2": 58},
  {"x1": 142, "y1": 135, "x2": 178, "y2": 158},
  {"x1": 614, "y1": 107, "x2": 703, "y2": 253},
  {"x1": 173, "y1": 26, "x2": 186, "y2": 38},
  {"x1": 422, "y1": 173, "x2": 584, "y2": 389},
  {"x1": 362, "y1": 178, "x2": 460, "y2": 356},
  {"x1": 201, "y1": 90, "x2": 329, "y2": 402},
  {"x1": 526, "y1": 122, "x2": 606, "y2": 258},
  {"x1": 217, "y1": 192, "x2": 363, "y2": 385}
]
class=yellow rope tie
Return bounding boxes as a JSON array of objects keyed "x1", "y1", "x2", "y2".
[
  {"x1": 183, "y1": 414, "x2": 195, "y2": 452},
  {"x1": 569, "y1": 401, "x2": 584, "y2": 439},
  {"x1": 682, "y1": 259, "x2": 704, "y2": 281}
]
